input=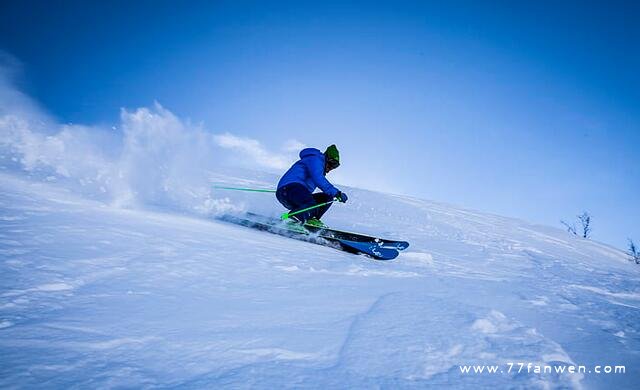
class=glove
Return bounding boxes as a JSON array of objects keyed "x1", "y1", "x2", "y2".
[{"x1": 335, "y1": 191, "x2": 348, "y2": 203}]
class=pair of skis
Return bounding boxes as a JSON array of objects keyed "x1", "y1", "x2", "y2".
[
  {"x1": 221, "y1": 212, "x2": 409, "y2": 260},
  {"x1": 212, "y1": 186, "x2": 409, "y2": 260}
]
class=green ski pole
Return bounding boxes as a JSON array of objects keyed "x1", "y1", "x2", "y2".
[
  {"x1": 281, "y1": 200, "x2": 335, "y2": 220},
  {"x1": 212, "y1": 185, "x2": 276, "y2": 193}
]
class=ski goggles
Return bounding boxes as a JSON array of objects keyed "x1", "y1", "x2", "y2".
[{"x1": 327, "y1": 158, "x2": 340, "y2": 170}]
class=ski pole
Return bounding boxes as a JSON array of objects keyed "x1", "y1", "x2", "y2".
[
  {"x1": 212, "y1": 185, "x2": 276, "y2": 193},
  {"x1": 281, "y1": 200, "x2": 335, "y2": 220}
]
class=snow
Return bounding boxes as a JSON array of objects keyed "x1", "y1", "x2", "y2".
[
  {"x1": 1, "y1": 102, "x2": 639, "y2": 388},
  {"x1": 1, "y1": 170, "x2": 639, "y2": 389}
]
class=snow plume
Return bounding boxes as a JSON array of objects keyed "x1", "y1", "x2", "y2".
[
  {"x1": 0, "y1": 116, "x2": 117, "y2": 190},
  {"x1": 114, "y1": 104, "x2": 222, "y2": 211},
  {"x1": 0, "y1": 61, "x2": 298, "y2": 216},
  {"x1": 0, "y1": 102, "x2": 225, "y2": 214}
]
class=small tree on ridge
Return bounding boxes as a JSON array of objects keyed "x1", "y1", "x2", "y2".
[{"x1": 629, "y1": 239, "x2": 640, "y2": 264}]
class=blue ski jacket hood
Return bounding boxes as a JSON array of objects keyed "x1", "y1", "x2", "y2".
[{"x1": 277, "y1": 148, "x2": 340, "y2": 197}]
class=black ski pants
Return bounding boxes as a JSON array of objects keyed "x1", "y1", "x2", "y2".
[{"x1": 276, "y1": 183, "x2": 332, "y2": 222}]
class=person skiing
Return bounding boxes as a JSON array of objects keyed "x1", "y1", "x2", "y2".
[{"x1": 276, "y1": 144, "x2": 347, "y2": 227}]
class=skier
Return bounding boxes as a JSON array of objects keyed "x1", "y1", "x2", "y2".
[{"x1": 276, "y1": 144, "x2": 347, "y2": 228}]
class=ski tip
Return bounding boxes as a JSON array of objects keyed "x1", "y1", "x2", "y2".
[{"x1": 393, "y1": 241, "x2": 410, "y2": 250}]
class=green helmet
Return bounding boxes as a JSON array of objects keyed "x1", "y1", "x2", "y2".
[{"x1": 324, "y1": 144, "x2": 340, "y2": 168}]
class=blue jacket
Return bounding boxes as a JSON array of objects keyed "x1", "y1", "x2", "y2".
[{"x1": 277, "y1": 148, "x2": 340, "y2": 197}]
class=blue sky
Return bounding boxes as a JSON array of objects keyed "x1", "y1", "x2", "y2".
[{"x1": 1, "y1": 0, "x2": 638, "y2": 248}]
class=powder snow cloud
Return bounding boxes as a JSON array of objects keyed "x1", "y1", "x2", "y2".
[{"x1": 0, "y1": 56, "x2": 302, "y2": 214}]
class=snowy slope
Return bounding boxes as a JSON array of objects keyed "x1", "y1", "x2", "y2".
[
  {"x1": 0, "y1": 99, "x2": 638, "y2": 388},
  {"x1": 1, "y1": 169, "x2": 639, "y2": 389}
]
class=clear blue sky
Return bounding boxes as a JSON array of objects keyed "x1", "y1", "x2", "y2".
[{"x1": 1, "y1": 0, "x2": 638, "y2": 249}]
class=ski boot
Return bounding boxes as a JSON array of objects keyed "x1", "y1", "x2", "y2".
[
  {"x1": 305, "y1": 217, "x2": 328, "y2": 228},
  {"x1": 284, "y1": 217, "x2": 308, "y2": 234}
]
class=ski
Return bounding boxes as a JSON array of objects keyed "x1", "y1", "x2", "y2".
[
  {"x1": 219, "y1": 213, "x2": 403, "y2": 260},
  {"x1": 246, "y1": 212, "x2": 410, "y2": 251},
  {"x1": 302, "y1": 224, "x2": 409, "y2": 251}
]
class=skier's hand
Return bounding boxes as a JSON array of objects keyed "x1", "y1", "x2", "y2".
[{"x1": 335, "y1": 191, "x2": 348, "y2": 203}]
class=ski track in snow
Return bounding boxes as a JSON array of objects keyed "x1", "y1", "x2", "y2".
[{"x1": 1, "y1": 172, "x2": 639, "y2": 389}]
